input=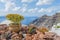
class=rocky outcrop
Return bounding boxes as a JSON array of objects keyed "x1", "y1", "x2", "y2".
[{"x1": 30, "y1": 13, "x2": 60, "y2": 29}]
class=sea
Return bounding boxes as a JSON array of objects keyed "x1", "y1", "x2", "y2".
[{"x1": 0, "y1": 16, "x2": 38, "y2": 25}]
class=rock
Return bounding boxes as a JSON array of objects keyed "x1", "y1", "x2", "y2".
[
  {"x1": 45, "y1": 32, "x2": 56, "y2": 37},
  {"x1": 30, "y1": 13, "x2": 60, "y2": 30}
]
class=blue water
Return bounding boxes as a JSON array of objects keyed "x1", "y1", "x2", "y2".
[{"x1": 0, "y1": 16, "x2": 38, "y2": 25}]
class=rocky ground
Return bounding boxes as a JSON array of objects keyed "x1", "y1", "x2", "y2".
[{"x1": 0, "y1": 24, "x2": 60, "y2": 40}]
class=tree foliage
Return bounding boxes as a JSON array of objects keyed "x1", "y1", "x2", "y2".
[
  {"x1": 29, "y1": 27, "x2": 36, "y2": 34},
  {"x1": 6, "y1": 14, "x2": 24, "y2": 23},
  {"x1": 55, "y1": 26, "x2": 60, "y2": 28}
]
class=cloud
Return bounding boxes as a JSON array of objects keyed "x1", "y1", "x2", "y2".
[
  {"x1": 38, "y1": 8, "x2": 46, "y2": 13},
  {"x1": 38, "y1": 8, "x2": 53, "y2": 13},
  {"x1": 12, "y1": 7, "x2": 21, "y2": 11},
  {"x1": 21, "y1": 0, "x2": 34, "y2": 3},
  {"x1": 0, "y1": 0, "x2": 60, "y2": 17},
  {"x1": 19, "y1": 7, "x2": 27, "y2": 13},
  {"x1": 0, "y1": 0, "x2": 8, "y2": 2},
  {"x1": 0, "y1": 0, "x2": 27, "y2": 15},
  {"x1": 36, "y1": 0, "x2": 54, "y2": 6},
  {"x1": 38, "y1": 5, "x2": 60, "y2": 13},
  {"x1": 27, "y1": 7, "x2": 52, "y2": 16},
  {"x1": 28, "y1": 8, "x2": 38, "y2": 13},
  {"x1": 38, "y1": 8, "x2": 53, "y2": 14},
  {"x1": 5, "y1": 2, "x2": 15, "y2": 11},
  {"x1": 26, "y1": 5, "x2": 60, "y2": 16},
  {"x1": 22, "y1": 4, "x2": 28, "y2": 7},
  {"x1": 0, "y1": 0, "x2": 16, "y2": 12},
  {"x1": 0, "y1": 0, "x2": 14, "y2": 3},
  {"x1": 28, "y1": 7, "x2": 54, "y2": 14}
]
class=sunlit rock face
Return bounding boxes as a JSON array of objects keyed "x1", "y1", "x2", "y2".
[
  {"x1": 30, "y1": 14, "x2": 55, "y2": 30},
  {"x1": 31, "y1": 13, "x2": 60, "y2": 30},
  {"x1": 51, "y1": 23, "x2": 60, "y2": 35}
]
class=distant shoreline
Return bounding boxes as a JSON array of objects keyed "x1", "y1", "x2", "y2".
[{"x1": 0, "y1": 16, "x2": 38, "y2": 25}]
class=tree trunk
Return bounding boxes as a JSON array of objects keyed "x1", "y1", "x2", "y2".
[{"x1": 9, "y1": 23, "x2": 21, "y2": 32}]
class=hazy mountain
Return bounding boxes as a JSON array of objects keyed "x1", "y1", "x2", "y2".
[{"x1": 30, "y1": 13, "x2": 60, "y2": 29}]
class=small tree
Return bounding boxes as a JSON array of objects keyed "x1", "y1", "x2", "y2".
[
  {"x1": 28, "y1": 24, "x2": 36, "y2": 34},
  {"x1": 6, "y1": 14, "x2": 24, "y2": 32},
  {"x1": 6, "y1": 14, "x2": 24, "y2": 24}
]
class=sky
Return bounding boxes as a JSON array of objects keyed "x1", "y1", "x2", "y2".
[{"x1": 0, "y1": 0, "x2": 60, "y2": 17}]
